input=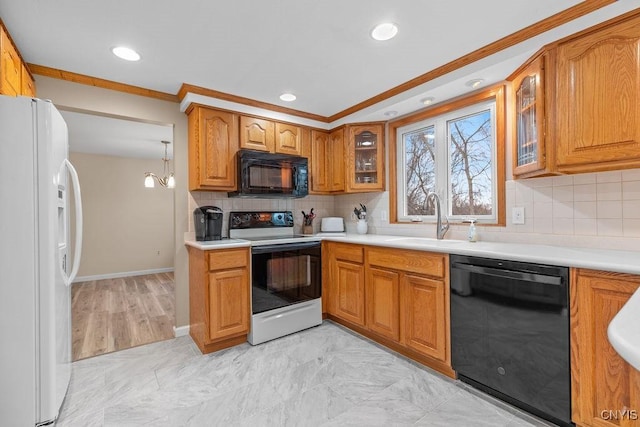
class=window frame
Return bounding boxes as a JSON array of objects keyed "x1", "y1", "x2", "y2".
[{"x1": 388, "y1": 85, "x2": 506, "y2": 226}]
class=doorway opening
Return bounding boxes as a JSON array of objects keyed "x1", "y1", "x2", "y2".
[{"x1": 62, "y1": 108, "x2": 176, "y2": 360}]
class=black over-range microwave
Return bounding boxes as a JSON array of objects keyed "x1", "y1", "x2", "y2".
[{"x1": 228, "y1": 149, "x2": 309, "y2": 198}]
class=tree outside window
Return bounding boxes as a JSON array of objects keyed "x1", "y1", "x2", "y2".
[{"x1": 449, "y1": 110, "x2": 493, "y2": 216}]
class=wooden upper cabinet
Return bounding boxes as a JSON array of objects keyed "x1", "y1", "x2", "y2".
[
  {"x1": 239, "y1": 116, "x2": 274, "y2": 152},
  {"x1": 187, "y1": 105, "x2": 238, "y2": 191},
  {"x1": 275, "y1": 122, "x2": 302, "y2": 155},
  {"x1": 239, "y1": 116, "x2": 302, "y2": 156},
  {"x1": 555, "y1": 13, "x2": 640, "y2": 173},
  {"x1": 571, "y1": 268, "x2": 640, "y2": 427},
  {"x1": 0, "y1": 27, "x2": 21, "y2": 96},
  {"x1": 21, "y1": 63, "x2": 35, "y2": 97},
  {"x1": 329, "y1": 128, "x2": 345, "y2": 192},
  {"x1": 345, "y1": 123, "x2": 385, "y2": 192},
  {"x1": 509, "y1": 52, "x2": 552, "y2": 179},
  {"x1": 310, "y1": 128, "x2": 346, "y2": 194},
  {"x1": 310, "y1": 130, "x2": 330, "y2": 193}
]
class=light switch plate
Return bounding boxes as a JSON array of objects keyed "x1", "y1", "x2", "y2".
[{"x1": 512, "y1": 207, "x2": 525, "y2": 224}]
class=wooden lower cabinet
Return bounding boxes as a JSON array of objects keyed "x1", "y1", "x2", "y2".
[
  {"x1": 188, "y1": 246, "x2": 250, "y2": 353},
  {"x1": 334, "y1": 260, "x2": 366, "y2": 326},
  {"x1": 325, "y1": 242, "x2": 365, "y2": 326},
  {"x1": 571, "y1": 268, "x2": 640, "y2": 427},
  {"x1": 208, "y1": 268, "x2": 250, "y2": 340},
  {"x1": 366, "y1": 267, "x2": 400, "y2": 341},
  {"x1": 402, "y1": 274, "x2": 447, "y2": 362},
  {"x1": 324, "y1": 242, "x2": 452, "y2": 377}
]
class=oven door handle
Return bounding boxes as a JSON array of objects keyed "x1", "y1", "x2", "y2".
[
  {"x1": 252, "y1": 241, "x2": 320, "y2": 254},
  {"x1": 451, "y1": 262, "x2": 564, "y2": 286}
]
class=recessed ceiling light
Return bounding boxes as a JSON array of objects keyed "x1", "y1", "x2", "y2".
[
  {"x1": 384, "y1": 110, "x2": 398, "y2": 117},
  {"x1": 420, "y1": 97, "x2": 435, "y2": 106},
  {"x1": 111, "y1": 46, "x2": 141, "y2": 61},
  {"x1": 371, "y1": 23, "x2": 398, "y2": 41},
  {"x1": 466, "y1": 79, "x2": 484, "y2": 89},
  {"x1": 279, "y1": 93, "x2": 296, "y2": 102}
]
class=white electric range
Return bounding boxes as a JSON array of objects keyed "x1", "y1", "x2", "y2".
[{"x1": 229, "y1": 211, "x2": 322, "y2": 345}]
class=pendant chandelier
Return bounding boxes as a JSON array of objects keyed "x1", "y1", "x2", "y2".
[{"x1": 144, "y1": 140, "x2": 175, "y2": 188}]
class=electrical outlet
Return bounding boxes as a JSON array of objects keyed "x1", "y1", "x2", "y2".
[
  {"x1": 512, "y1": 207, "x2": 525, "y2": 225},
  {"x1": 380, "y1": 210, "x2": 388, "y2": 221}
]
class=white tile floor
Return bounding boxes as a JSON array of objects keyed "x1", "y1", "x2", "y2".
[{"x1": 57, "y1": 321, "x2": 554, "y2": 426}]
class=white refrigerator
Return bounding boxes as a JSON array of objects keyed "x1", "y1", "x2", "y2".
[{"x1": 0, "y1": 96, "x2": 83, "y2": 425}]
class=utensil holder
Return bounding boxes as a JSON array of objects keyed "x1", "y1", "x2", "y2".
[
  {"x1": 356, "y1": 219, "x2": 368, "y2": 234},
  {"x1": 302, "y1": 225, "x2": 313, "y2": 235}
]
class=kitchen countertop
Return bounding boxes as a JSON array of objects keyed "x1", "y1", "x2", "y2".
[
  {"x1": 185, "y1": 233, "x2": 640, "y2": 275},
  {"x1": 185, "y1": 238, "x2": 251, "y2": 250},
  {"x1": 321, "y1": 234, "x2": 640, "y2": 274}
]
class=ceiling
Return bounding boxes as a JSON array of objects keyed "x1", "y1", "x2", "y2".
[
  {"x1": 60, "y1": 110, "x2": 173, "y2": 159},
  {"x1": 1, "y1": 1, "x2": 638, "y2": 129}
]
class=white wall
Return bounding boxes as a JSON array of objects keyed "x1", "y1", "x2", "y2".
[{"x1": 70, "y1": 152, "x2": 174, "y2": 277}]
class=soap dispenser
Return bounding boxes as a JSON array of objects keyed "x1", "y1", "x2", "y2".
[{"x1": 467, "y1": 219, "x2": 477, "y2": 242}]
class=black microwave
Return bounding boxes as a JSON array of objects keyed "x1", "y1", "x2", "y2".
[{"x1": 228, "y1": 149, "x2": 308, "y2": 198}]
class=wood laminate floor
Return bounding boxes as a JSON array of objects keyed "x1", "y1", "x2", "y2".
[{"x1": 71, "y1": 272, "x2": 175, "y2": 361}]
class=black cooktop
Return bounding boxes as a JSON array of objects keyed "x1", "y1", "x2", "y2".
[
  {"x1": 244, "y1": 234, "x2": 310, "y2": 241},
  {"x1": 229, "y1": 211, "x2": 294, "y2": 229}
]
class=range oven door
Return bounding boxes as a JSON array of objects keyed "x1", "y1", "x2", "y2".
[{"x1": 251, "y1": 241, "x2": 321, "y2": 314}]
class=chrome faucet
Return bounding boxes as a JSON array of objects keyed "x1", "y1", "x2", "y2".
[{"x1": 427, "y1": 192, "x2": 450, "y2": 240}]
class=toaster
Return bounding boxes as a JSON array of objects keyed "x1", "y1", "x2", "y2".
[{"x1": 321, "y1": 217, "x2": 344, "y2": 232}]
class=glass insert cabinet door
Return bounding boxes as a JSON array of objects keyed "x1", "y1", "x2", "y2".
[
  {"x1": 348, "y1": 123, "x2": 385, "y2": 191},
  {"x1": 511, "y1": 54, "x2": 546, "y2": 178}
]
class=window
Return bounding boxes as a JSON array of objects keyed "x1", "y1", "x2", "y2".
[{"x1": 390, "y1": 86, "x2": 505, "y2": 225}]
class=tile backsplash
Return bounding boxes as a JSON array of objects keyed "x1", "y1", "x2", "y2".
[
  {"x1": 188, "y1": 192, "x2": 335, "y2": 237},
  {"x1": 189, "y1": 168, "x2": 640, "y2": 251},
  {"x1": 333, "y1": 169, "x2": 640, "y2": 251}
]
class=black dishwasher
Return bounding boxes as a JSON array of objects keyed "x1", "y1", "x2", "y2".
[{"x1": 450, "y1": 255, "x2": 571, "y2": 427}]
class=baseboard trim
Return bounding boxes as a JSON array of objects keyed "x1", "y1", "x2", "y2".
[
  {"x1": 173, "y1": 325, "x2": 190, "y2": 338},
  {"x1": 73, "y1": 267, "x2": 175, "y2": 283}
]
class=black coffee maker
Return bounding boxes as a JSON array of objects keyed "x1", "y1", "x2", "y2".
[{"x1": 193, "y1": 206, "x2": 223, "y2": 241}]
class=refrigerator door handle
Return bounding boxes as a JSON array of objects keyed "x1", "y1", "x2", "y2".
[{"x1": 62, "y1": 159, "x2": 83, "y2": 286}]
